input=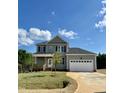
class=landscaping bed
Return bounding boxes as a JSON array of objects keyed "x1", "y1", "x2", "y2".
[{"x1": 18, "y1": 71, "x2": 77, "y2": 90}]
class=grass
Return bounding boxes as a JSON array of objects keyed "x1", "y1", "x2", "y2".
[{"x1": 18, "y1": 71, "x2": 74, "y2": 89}]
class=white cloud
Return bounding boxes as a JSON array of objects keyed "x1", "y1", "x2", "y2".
[
  {"x1": 101, "y1": 0, "x2": 106, "y2": 4},
  {"x1": 95, "y1": 15, "x2": 106, "y2": 31},
  {"x1": 18, "y1": 28, "x2": 34, "y2": 46},
  {"x1": 99, "y1": 7, "x2": 106, "y2": 15},
  {"x1": 95, "y1": 0, "x2": 106, "y2": 31},
  {"x1": 58, "y1": 29, "x2": 78, "y2": 39},
  {"x1": 29, "y1": 28, "x2": 52, "y2": 41},
  {"x1": 18, "y1": 28, "x2": 52, "y2": 46},
  {"x1": 51, "y1": 11, "x2": 55, "y2": 15}
]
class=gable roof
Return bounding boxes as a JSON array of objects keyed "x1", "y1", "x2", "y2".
[
  {"x1": 47, "y1": 35, "x2": 67, "y2": 44},
  {"x1": 36, "y1": 35, "x2": 67, "y2": 46},
  {"x1": 67, "y1": 48, "x2": 96, "y2": 54},
  {"x1": 36, "y1": 41, "x2": 48, "y2": 46}
]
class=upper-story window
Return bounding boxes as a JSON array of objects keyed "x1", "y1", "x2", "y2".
[
  {"x1": 54, "y1": 45, "x2": 67, "y2": 52},
  {"x1": 64, "y1": 46, "x2": 66, "y2": 52},
  {"x1": 37, "y1": 46, "x2": 46, "y2": 53},
  {"x1": 61, "y1": 46, "x2": 64, "y2": 52},
  {"x1": 55, "y1": 46, "x2": 57, "y2": 52},
  {"x1": 37, "y1": 46, "x2": 40, "y2": 52},
  {"x1": 58, "y1": 46, "x2": 60, "y2": 52},
  {"x1": 43, "y1": 46, "x2": 46, "y2": 53}
]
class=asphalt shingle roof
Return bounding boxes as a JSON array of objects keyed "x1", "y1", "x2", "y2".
[
  {"x1": 36, "y1": 35, "x2": 67, "y2": 45},
  {"x1": 67, "y1": 48, "x2": 96, "y2": 54},
  {"x1": 48, "y1": 35, "x2": 67, "y2": 44},
  {"x1": 36, "y1": 41, "x2": 48, "y2": 45}
]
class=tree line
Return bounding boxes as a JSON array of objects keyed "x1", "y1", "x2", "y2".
[
  {"x1": 18, "y1": 49, "x2": 34, "y2": 72},
  {"x1": 96, "y1": 53, "x2": 106, "y2": 69}
]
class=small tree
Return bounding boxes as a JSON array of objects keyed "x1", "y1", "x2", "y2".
[{"x1": 53, "y1": 52, "x2": 62, "y2": 73}]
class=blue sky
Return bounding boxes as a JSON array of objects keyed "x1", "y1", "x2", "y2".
[{"x1": 18, "y1": 0, "x2": 106, "y2": 54}]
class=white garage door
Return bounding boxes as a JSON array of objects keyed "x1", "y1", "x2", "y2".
[{"x1": 69, "y1": 60, "x2": 94, "y2": 71}]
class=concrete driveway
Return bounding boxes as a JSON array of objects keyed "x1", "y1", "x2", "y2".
[{"x1": 66, "y1": 72, "x2": 106, "y2": 93}]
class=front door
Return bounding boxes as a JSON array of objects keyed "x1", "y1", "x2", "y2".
[{"x1": 48, "y1": 58, "x2": 53, "y2": 68}]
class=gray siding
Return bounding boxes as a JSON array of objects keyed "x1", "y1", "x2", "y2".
[
  {"x1": 55, "y1": 55, "x2": 66, "y2": 70},
  {"x1": 46, "y1": 44, "x2": 68, "y2": 53},
  {"x1": 36, "y1": 57, "x2": 45, "y2": 66},
  {"x1": 67, "y1": 55, "x2": 96, "y2": 70},
  {"x1": 37, "y1": 43, "x2": 68, "y2": 54}
]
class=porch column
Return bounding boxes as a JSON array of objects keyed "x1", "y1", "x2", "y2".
[
  {"x1": 66, "y1": 55, "x2": 69, "y2": 70},
  {"x1": 94, "y1": 55, "x2": 97, "y2": 71},
  {"x1": 35, "y1": 57, "x2": 37, "y2": 64}
]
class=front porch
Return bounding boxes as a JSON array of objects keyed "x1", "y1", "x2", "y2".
[
  {"x1": 33, "y1": 54, "x2": 53, "y2": 71},
  {"x1": 33, "y1": 54, "x2": 66, "y2": 71}
]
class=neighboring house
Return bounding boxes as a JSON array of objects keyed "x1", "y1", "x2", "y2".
[{"x1": 33, "y1": 35, "x2": 97, "y2": 72}]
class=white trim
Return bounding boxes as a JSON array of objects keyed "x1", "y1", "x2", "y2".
[
  {"x1": 66, "y1": 55, "x2": 69, "y2": 70},
  {"x1": 33, "y1": 54, "x2": 53, "y2": 57},
  {"x1": 35, "y1": 57, "x2": 37, "y2": 64},
  {"x1": 60, "y1": 46, "x2": 61, "y2": 52},
  {"x1": 66, "y1": 54, "x2": 96, "y2": 56},
  {"x1": 94, "y1": 55, "x2": 97, "y2": 70},
  {"x1": 69, "y1": 59, "x2": 93, "y2": 62}
]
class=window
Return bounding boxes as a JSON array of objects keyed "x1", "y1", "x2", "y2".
[
  {"x1": 58, "y1": 46, "x2": 60, "y2": 52},
  {"x1": 38, "y1": 46, "x2": 40, "y2": 52},
  {"x1": 64, "y1": 46, "x2": 66, "y2": 52},
  {"x1": 56, "y1": 46, "x2": 57, "y2": 51},
  {"x1": 61, "y1": 46, "x2": 64, "y2": 52},
  {"x1": 43, "y1": 46, "x2": 46, "y2": 52}
]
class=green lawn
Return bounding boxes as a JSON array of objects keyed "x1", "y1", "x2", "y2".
[{"x1": 18, "y1": 71, "x2": 74, "y2": 89}]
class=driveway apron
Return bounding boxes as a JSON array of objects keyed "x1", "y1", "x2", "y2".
[{"x1": 66, "y1": 72, "x2": 106, "y2": 93}]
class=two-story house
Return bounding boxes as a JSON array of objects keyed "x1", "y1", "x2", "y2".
[{"x1": 33, "y1": 35, "x2": 97, "y2": 71}]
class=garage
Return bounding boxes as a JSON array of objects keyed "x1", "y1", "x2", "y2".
[
  {"x1": 69, "y1": 60, "x2": 94, "y2": 71},
  {"x1": 66, "y1": 48, "x2": 96, "y2": 72}
]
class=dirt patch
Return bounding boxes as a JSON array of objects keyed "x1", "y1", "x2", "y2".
[{"x1": 97, "y1": 69, "x2": 106, "y2": 74}]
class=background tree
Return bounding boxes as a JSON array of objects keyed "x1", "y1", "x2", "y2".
[
  {"x1": 18, "y1": 49, "x2": 33, "y2": 72},
  {"x1": 18, "y1": 49, "x2": 26, "y2": 72},
  {"x1": 97, "y1": 53, "x2": 106, "y2": 69},
  {"x1": 53, "y1": 52, "x2": 62, "y2": 72}
]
